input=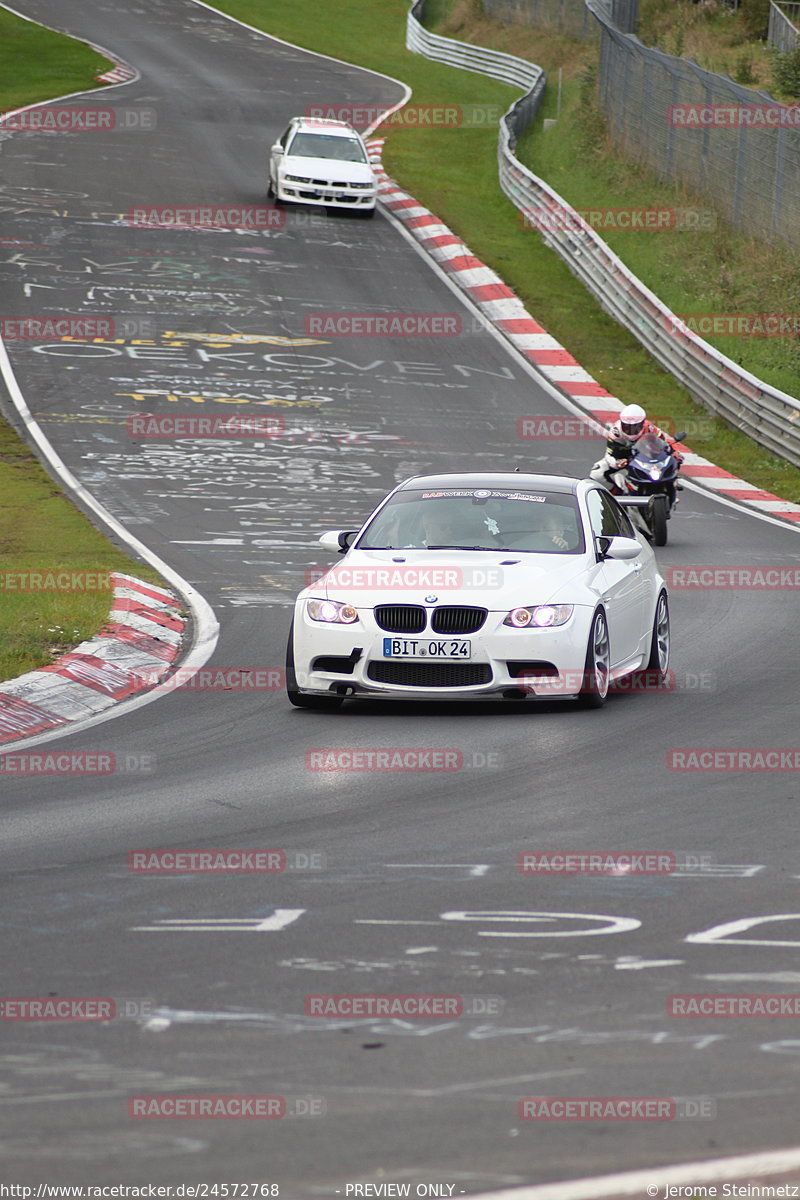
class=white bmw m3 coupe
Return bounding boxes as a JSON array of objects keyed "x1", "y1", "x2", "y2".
[{"x1": 286, "y1": 472, "x2": 670, "y2": 709}]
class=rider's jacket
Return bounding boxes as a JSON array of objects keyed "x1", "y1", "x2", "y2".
[{"x1": 604, "y1": 419, "x2": 681, "y2": 465}]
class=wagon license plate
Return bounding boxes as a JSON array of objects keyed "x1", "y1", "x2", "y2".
[{"x1": 382, "y1": 638, "x2": 471, "y2": 659}]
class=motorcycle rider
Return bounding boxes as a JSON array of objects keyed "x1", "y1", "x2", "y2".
[{"x1": 590, "y1": 403, "x2": 684, "y2": 492}]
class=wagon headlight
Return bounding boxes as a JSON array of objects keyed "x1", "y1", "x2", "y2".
[
  {"x1": 307, "y1": 598, "x2": 359, "y2": 624},
  {"x1": 503, "y1": 604, "x2": 573, "y2": 628}
]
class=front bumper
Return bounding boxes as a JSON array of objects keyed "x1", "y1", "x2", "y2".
[
  {"x1": 276, "y1": 176, "x2": 376, "y2": 209},
  {"x1": 291, "y1": 603, "x2": 596, "y2": 701}
]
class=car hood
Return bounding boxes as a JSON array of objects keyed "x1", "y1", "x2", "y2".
[
  {"x1": 280, "y1": 155, "x2": 374, "y2": 183},
  {"x1": 307, "y1": 548, "x2": 597, "y2": 609}
]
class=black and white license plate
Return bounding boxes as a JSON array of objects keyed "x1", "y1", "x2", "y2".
[{"x1": 382, "y1": 637, "x2": 471, "y2": 659}]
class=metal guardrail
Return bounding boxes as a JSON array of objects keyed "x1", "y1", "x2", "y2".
[
  {"x1": 407, "y1": 0, "x2": 542, "y2": 90},
  {"x1": 406, "y1": 0, "x2": 800, "y2": 469},
  {"x1": 768, "y1": 0, "x2": 800, "y2": 52}
]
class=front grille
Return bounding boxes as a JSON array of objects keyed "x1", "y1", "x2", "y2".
[
  {"x1": 374, "y1": 605, "x2": 427, "y2": 633},
  {"x1": 431, "y1": 606, "x2": 487, "y2": 635},
  {"x1": 368, "y1": 661, "x2": 492, "y2": 688}
]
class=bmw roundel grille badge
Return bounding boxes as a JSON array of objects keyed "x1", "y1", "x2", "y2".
[{"x1": 425, "y1": 595, "x2": 438, "y2": 604}]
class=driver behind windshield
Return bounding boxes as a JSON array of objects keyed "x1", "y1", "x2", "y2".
[
  {"x1": 420, "y1": 505, "x2": 493, "y2": 548},
  {"x1": 362, "y1": 496, "x2": 578, "y2": 552}
]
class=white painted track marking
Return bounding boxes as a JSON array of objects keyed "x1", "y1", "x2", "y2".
[
  {"x1": 130, "y1": 909, "x2": 306, "y2": 932},
  {"x1": 471, "y1": 1146, "x2": 800, "y2": 1200},
  {"x1": 687, "y1": 914, "x2": 800, "y2": 946}
]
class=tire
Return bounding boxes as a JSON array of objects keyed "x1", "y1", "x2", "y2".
[
  {"x1": 577, "y1": 609, "x2": 610, "y2": 709},
  {"x1": 285, "y1": 620, "x2": 344, "y2": 711},
  {"x1": 360, "y1": 206, "x2": 376, "y2": 219},
  {"x1": 644, "y1": 590, "x2": 670, "y2": 678},
  {"x1": 266, "y1": 177, "x2": 274, "y2": 199},
  {"x1": 651, "y1": 495, "x2": 668, "y2": 546}
]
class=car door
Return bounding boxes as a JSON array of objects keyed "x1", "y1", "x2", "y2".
[
  {"x1": 585, "y1": 489, "x2": 649, "y2": 665},
  {"x1": 270, "y1": 124, "x2": 290, "y2": 187}
]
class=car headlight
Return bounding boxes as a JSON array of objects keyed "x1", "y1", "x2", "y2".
[
  {"x1": 350, "y1": 182, "x2": 374, "y2": 190},
  {"x1": 307, "y1": 598, "x2": 359, "y2": 624},
  {"x1": 284, "y1": 173, "x2": 312, "y2": 183},
  {"x1": 503, "y1": 604, "x2": 573, "y2": 629}
]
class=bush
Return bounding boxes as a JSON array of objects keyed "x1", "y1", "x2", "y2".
[
  {"x1": 739, "y1": 0, "x2": 771, "y2": 39},
  {"x1": 771, "y1": 43, "x2": 800, "y2": 98},
  {"x1": 734, "y1": 52, "x2": 757, "y2": 82}
]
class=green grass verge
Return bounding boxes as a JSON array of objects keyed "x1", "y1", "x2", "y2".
[
  {"x1": 209, "y1": 0, "x2": 800, "y2": 503},
  {"x1": 0, "y1": 7, "x2": 109, "y2": 111},
  {"x1": 0, "y1": 9, "x2": 162, "y2": 680},
  {"x1": 0, "y1": 421, "x2": 165, "y2": 679}
]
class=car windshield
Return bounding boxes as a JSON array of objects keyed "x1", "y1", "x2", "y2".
[
  {"x1": 288, "y1": 132, "x2": 367, "y2": 163},
  {"x1": 358, "y1": 488, "x2": 585, "y2": 554}
]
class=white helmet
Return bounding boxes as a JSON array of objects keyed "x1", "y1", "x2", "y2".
[{"x1": 619, "y1": 403, "x2": 646, "y2": 438}]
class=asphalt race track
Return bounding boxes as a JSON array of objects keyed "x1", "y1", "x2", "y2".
[{"x1": 1, "y1": 0, "x2": 800, "y2": 1192}]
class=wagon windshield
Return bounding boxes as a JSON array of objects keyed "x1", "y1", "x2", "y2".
[{"x1": 288, "y1": 133, "x2": 367, "y2": 162}]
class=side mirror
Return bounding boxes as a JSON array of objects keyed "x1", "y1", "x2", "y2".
[
  {"x1": 601, "y1": 535, "x2": 642, "y2": 561},
  {"x1": 673, "y1": 430, "x2": 688, "y2": 442},
  {"x1": 271, "y1": 143, "x2": 283, "y2": 155},
  {"x1": 318, "y1": 530, "x2": 357, "y2": 553}
]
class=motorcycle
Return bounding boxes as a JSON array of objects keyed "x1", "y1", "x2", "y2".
[{"x1": 610, "y1": 430, "x2": 686, "y2": 547}]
